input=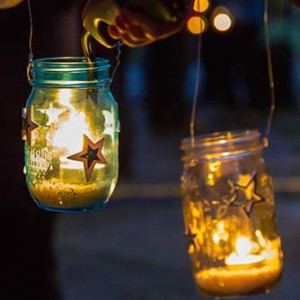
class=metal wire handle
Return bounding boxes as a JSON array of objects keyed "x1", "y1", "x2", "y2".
[
  {"x1": 189, "y1": 0, "x2": 275, "y2": 149},
  {"x1": 26, "y1": 0, "x2": 34, "y2": 82},
  {"x1": 263, "y1": 0, "x2": 276, "y2": 148},
  {"x1": 189, "y1": 21, "x2": 202, "y2": 148}
]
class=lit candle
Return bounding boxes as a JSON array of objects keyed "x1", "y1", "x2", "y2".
[
  {"x1": 30, "y1": 169, "x2": 117, "y2": 210},
  {"x1": 196, "y1": 261, "x2": 282, "y2": 296},
  {"x1": 225, "y1": 237, "x2": 264, "y2": 266},
  {"x1": 194, "y1": 237, "x2": 282, "y2": 296},
  {"x1": 180, "y1": 131, "x2": 283, "y2": 297},
  {"x1": 26, "y1": 88, "x2": 118, "y2": 211},
  {"x1": 225, "y1": 253, "x2": 263, "y2": 266}
]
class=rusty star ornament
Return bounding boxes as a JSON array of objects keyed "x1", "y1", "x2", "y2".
[
  {"x1": 22, "y1": 106, "x2": 39, "y2": 146},
  {"x1": 229, "y1": 172, "x2": 265, "y2": 218},
  {"x1": 67, "y1": 134, "x2": 107, "y2": 182}
]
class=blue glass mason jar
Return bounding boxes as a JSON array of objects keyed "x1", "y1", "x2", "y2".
[
  {"x1": 180, "y1": 130, "x2": 283, "y2": 297},
  {"x1": 22, "y1": 57, "x2": 119, "y2": 212}
]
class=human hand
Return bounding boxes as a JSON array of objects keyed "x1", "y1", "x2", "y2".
[
  {"x1": 0, "y1": 0, "x2": 23, "y2": 9},
  {"x1": 107, "y1": 8, "x2": 186, "y2": 47}
]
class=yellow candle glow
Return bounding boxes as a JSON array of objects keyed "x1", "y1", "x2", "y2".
[
  {"x1": 24, "y1": 57, "x2": 119, "y2": 212},
  {"x1": 225, "y1": 237, "x2": 264, "y2": 266},
  {"x1": 181, "y1": 131, "x2": 283, "y2": 297},
  {"x1": 194, "y1": 238, "x2": 282, "y2": 296},
  {"x1": 226, "y1": 253, "x2": 263, "y2": 266},
  {"x1": 27, "y1": 92, "x2": 116, "y2": 210},
  {"x1": 195, "y1": 259, "x2": 281, "y2": 296},
  {"x1": 30, "y1": 169, "x2": 117, "y2": 209}
]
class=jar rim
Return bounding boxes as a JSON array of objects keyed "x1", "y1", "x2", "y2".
[
  {"x1": 180, "y1": 130, "x2": 264, "y2": 161},
  {"x1": 181, "y1": 130, "x2": 261, "y2": 151},
  {"x1": 32, "y1": 56, "x2": 110, "y2": 70},
  {"x1": 30, "y1": 56, "x2": 111, "y2": 88}
]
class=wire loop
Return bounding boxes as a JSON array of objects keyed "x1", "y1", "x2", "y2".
[{"x1": 189, "y1": 0, "x2": 275, "y2": 149}]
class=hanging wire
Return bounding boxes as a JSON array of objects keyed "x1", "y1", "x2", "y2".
[
  {"x1": 263, "y1": 0, "x2": 276, "y2": 148},
  {"x1": 26, "y1": 0, "x2": 34, "y2": 82},
  {"x1": 189, "y1": 1, "x2": 275, "y2": 148},
  {"x1": 82, "y1": 30, "x2": 122, "y2": 88},
  {"x1": 110, "y1": 41, "x2": 123, "y2": 86},
  {"x1": 189, "y1": 13, "x2": 203, "y2": 147}
]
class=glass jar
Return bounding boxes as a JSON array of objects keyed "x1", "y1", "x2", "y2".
[
  {"x1": 23, "y1": 57, "x2": 119, "y2": 212},
  {"x1": 180, "y1": 130, "x2": 283, "y2": 297}
]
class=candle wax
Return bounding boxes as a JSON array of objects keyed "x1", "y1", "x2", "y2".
[
  {"x1": 28, "y1": 168, "x2": 117, "y2": 210},
  {"x1": 194, "y1": 258, "x2": 282, "y2": 296}
]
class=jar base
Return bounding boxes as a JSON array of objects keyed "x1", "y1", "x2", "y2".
[
  {"x1": 194, "y1": 263, "x2": 282, "y2": 298},
  {"x1": 34, "y1": 201, "x2": 107, "y2": 213}
]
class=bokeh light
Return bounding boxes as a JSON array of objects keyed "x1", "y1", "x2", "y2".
[
  {"x1": 187, "y1": 16, "x2": 207, "y2": 35},
  {"x1": 193, "y1": 0, "x2": 210, "y2": 13},
  {"x1": 212, "y1": 7, "x2": 233, "y2": 32}
]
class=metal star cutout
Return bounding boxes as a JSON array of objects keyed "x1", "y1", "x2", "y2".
[
  {"x1": 67, "y1": 134, "x2": 107, "y2": 182},
  {"x1": 184, "y1": 225, "x2": 198, "y2": 250},
  {"x1": 229, "y1": 172, "x2": 265, "y2": 217},
  {"x1": 22, "y1": 107, "x2": 39, "y2": 146}
]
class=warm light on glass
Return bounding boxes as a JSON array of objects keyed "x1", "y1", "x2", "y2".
[
  {"x1": 213, "y1": 221, "x2": 229, "y2": 244},
  {"x1": 226, "y1": 237, "x2": 264, "y2": 266},
  {"x1": 181, "y1": 130, "x2": 283, "y2": 297},
  {"x1": 193, "y1": 0, "x2": 210, "y2": 13},
  {"x1": 187, "y1": 16, "x2": 207, "y2": 35},
  {"x1": 24, "y1": 57, "x2": 119, "y2": 212},
  {"x1": 236, "y1": 237, "x2": 253, "y2": 256},
  {"x1": 213, "y1": 10, "x2": 233, "y2": 32}
]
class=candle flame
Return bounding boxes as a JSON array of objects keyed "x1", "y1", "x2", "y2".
[
  {"x1": 236, "y1": 237, "x2": 252, "y2": 256},
  {"x1": 52, "y1": 89, "x2": 93, "y2": 169},
  {"x1": 225, "y1": 237, "x2": 264, "y2": 266}
]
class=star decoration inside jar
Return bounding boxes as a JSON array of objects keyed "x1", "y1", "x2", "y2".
[
  {"x1": 22, "y1": 106, "x2": 39, "y2": 146},
  {"x1": 67, "y1": 134, "x2": 107, "y2": 182},
  {"x1": 229, "y1": 172, "x2": 265, "y2": 217}
]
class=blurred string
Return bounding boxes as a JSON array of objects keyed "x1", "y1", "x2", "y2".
[
  {"x1": 189, "y1": 0, "x2": 275, "y2": 148},
  {"x1": 189, "y1": 8, "x2": 203, "y2": 147},
  {"x1": 26, "y1": 0, "x2": 34, "y2": 82},
  {"x1": 263, "y1": 0, "x2": 276, "y2": 148}
]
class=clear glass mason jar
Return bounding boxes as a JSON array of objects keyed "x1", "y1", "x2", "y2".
[
  {"x1": 180, "y1": 130, "x2": 283, "y2": 297},
  {"x1": 22, "y1": 57, "x2": 119, "y2": 212}
]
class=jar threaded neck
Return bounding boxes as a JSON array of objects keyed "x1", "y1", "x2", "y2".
[
  {"x1": 181, "y1": 130, "x2": 263, "y2": 161},
  {"x1": 30, "y1": 57, "x2": 111, "y2": 88}
]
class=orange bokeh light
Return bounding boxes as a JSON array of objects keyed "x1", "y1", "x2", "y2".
[
  {"x1": 193, "y1": 0, "x2": 210, "y2": 13},
  {"x1": 187, "y1": 16, "x2": 207, "y2": 35}
]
